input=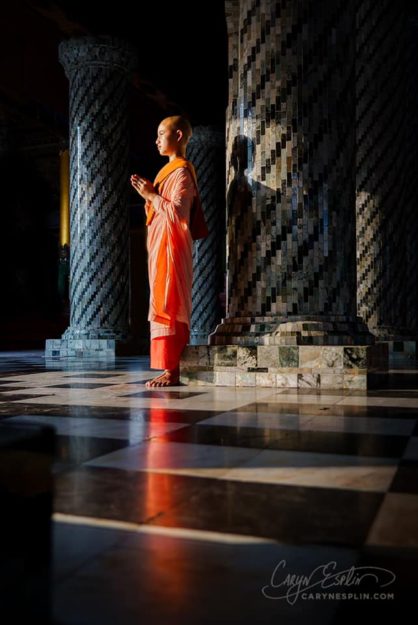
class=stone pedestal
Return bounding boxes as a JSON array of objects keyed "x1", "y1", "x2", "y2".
[
  {"x1": 181, "y1": 343, "x2": 388, "y2": 390},
  {"x1": 45, "y1": 36, "x2": 137, "y2": 359}
]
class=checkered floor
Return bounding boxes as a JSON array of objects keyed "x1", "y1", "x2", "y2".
[{"x1": 0, "y1": 350, "x2": 417, "y2": 623}]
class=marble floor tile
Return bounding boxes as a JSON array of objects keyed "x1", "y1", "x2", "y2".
[
  {"x1": 332, "y1": 544, "x2": 418, "y2": 617},
  {"x1": 198, "y1": 411, "x2": 416, "y2": 436},
  {"x1": 54, "y1": 435, "x2": 129, "y2": 472},
  {"x1": 403, "y1": 436, "x2": 418, "y2": 460},
  {"x1": 10, "y1": 392, "x2": 269, "y2": 412},
  {"x1": 52, "y1": 519, "x2": 361, "y2": 625},
  {"x1": 235, "y1": 401, "x2": 418, "y2": 419},
  {"x1": 48, "y1": 382, "x2": 117, "y2": 389},
  {"x1": 145, "y1": 479, "x2": 382, "y2": 546},
  {"x1": 122, "y1": 390, "x2": 206, "y2": 399},
  {"x1": 0, "y1": 392, "x2": 55, "y2": 402},
  {"x1": 338, "y1": 396, "x2": 418, "y2": 408},
  {"x1": 221, "y1": 449, "x2": 398, "y2": 492},
  {"x1": 155, "y1": 423, "x2": 408, "y2": 458},
  {"x1": 85, "y1": 440, "x2": 262, "y2": 478},
  {"x1": 389, "y1": 462, "x2": 418, "y2": 494},
  {"x1": 0, "y1": 403, "x2": 220, "y2": 424},
  {"x1": 52, "y1": 518, "x2": 127, "y2": 581},
  {"x1": 367, "y1": 493, "x2": 418, "y2": 547},
  {"x1": 0, "y1": 350, "x2": 416, "y2": 622},
  {"x1": 266, "y1": 393, "x2": 346, "y2": 405},
  {"x1": 5, "y1": 414, "x2": 187, "y2": 443},
  {"x1": 53, "y1": 467, "x2": 218, "y2": 526}
]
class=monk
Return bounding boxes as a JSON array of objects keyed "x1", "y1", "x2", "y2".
[{"x1": 130, "y1": 116, "x2": 207, "y2": 387}]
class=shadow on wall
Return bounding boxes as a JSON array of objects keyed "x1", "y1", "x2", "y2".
[{"x1": 227, "y1": 134, "x2": 277, "y2": 316}]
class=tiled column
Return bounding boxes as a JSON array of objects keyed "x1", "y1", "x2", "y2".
[
  {"x1": 356, "y1": 2, "x2": 418, "y2": 363},
  {"x1": 46, "y1": 36, "x2": 137, "y2": 358},
  {"x1": 181, "y1": 0, "x2": 387, "y2": 389},
  {"x1": 186, "y1": 126, "x2": 225, "y2": 344},
  {"x1": 210, "y1": 0, "x2": 373, "y2": 348}
]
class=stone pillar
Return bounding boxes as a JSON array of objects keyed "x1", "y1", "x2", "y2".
[
  {"x1": 210, "y1": 0, "x2": 373, "y2": 347},
  {"x1": 46, "y1": 36, "x2": 137, "y2": 359},
  {"x1": 356, "y1": 2, "x2": 418, "y2": 364},
  {"x1": 186, "y1": 126, "x2": 225, "y2": 344},
  {"x1": 181, "y1": 0, "x2": 387, "y2": 389}
]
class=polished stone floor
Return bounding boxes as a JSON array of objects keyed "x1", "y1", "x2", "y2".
[{"x1": 1, "y1": 350, "x2": 417, "y2": 623}]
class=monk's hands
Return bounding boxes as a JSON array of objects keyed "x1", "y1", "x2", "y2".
[{"x1": 130, "y1": 174, "x2": 156, "y2": 202}]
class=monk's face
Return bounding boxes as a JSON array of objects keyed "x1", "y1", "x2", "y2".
[{"x1": 156, "y1": 121, "x2": 179, "y2": 156}]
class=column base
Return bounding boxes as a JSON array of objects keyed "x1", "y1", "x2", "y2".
[
  {"x1": 190, "y1": 331, "x2": 214, "y2": 346},
  {"x1": 45, "y1": 324, "x2": 133, "y2": 358},
  {"x1": 370, "y1": 327, "x2": 418, "y2": 367},
  {"x1": 378, "y1": 339, "x2": 417, "y2": 367},
  {"x1": 180, "y1": 343, "x2": 388, "y2": 389},
  {"x1": 209, "y1": 315, "x2": 375, "y2": 346},
  {"x1": 45, "y1": 338, "x2": 116, "y2": 359}
]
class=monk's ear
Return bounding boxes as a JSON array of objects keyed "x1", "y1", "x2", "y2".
[{"x1": 176, "y1": 129, "x2": 183, "y2": 143}]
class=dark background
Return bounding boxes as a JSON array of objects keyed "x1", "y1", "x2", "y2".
[{"x1": 0, "y1": 0, "x2": 228, "y2": 348}]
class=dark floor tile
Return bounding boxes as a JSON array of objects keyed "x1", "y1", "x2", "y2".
[
  {"x1": 331, "y1": 545, "x2": 418, "y2": 619},
  {"x1": 53, "y1": 467, "x2": 383, "y2": 547},
  {"x1": 48, "y1": 383, "x2": 117, "y2": 389},
  {"x1": 123, "y1": 390, "x2": 206, "y2": 399},
  {"x1": 54, "y1": 435, "x2": 129, "y2": 472},
  {"x1": 62, "y1": 373, "x2": 125, "y2": 378},
  {"x1": 389, "y1": 462, "x2": 418, "y2": 494},
  {"x1": 154, "y1": 424, "x2": 271, "y2": 449},
  {"x1": 0, "y1": 393, "x2": 54, "y2": 402},
  {"x1": 148, "y1": 479, "x2": 384, "y2": 547},
  {"x1": 367, "y1": 390, "x2": 418, "y2": 398},
  {"x1": 52, "y1": 524, "x2": 347, "y2": 625},
  {"x1": 235, "y1": 402, "x2": 418, "y2": 419},
  {"x1": 154, "y1": 425, "x2": 409, "y2": 458},
  {"x1": 54, "y1": 466, "x2": 212, "y2": 522},
  {"x1": 381, "y1": 371, "x2": 418, "y2": 390},
  {"x1": 0, "y1": 401, "x2": 220, "y2": 424}
]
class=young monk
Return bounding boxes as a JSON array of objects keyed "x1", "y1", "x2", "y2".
[{"x1": 130, "y1": 116, "x2": 207, "y2": 387}]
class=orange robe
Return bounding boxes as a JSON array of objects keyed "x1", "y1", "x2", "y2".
[{"x1": 146, "y1": 159, "x2": 197, "y2": 370}]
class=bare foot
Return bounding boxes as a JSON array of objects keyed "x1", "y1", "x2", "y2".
[
  {"x1": 146, "y1": 369, "x2": 180, "y2": 387},
  {"x1": 145, "y1": 372, "x2": 166, "y2": 388}
]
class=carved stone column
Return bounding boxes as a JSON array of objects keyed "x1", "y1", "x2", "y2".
[
  {"x1": 46, "y1": 36, "x2": 137, "y2": 358},
  {"x1": 181, "y1": 0, "x2": 387, "y2": 389},
  {"x1": 209, "y1": 0, "x2": 373, "y2": 348},
  {"x1": 186, "y1": 126, "x2": 225, "y2": 344}
]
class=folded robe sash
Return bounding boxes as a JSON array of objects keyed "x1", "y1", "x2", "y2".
[{"x1": 145, "y1": 157, "x2": 208, "y2": 240}]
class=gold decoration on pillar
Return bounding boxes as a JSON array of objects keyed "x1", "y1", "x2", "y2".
[{"x1": 59, "y1": 149, "x2": 70, "y2": 246}]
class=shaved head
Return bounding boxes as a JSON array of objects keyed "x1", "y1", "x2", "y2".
[{"x1": 161, "y1": 116, "x2": 193, "y2": 144}]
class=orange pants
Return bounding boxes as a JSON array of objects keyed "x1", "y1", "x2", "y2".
[{"x1": 150, "y1": 321, "x2": 189, "y2": 370}]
